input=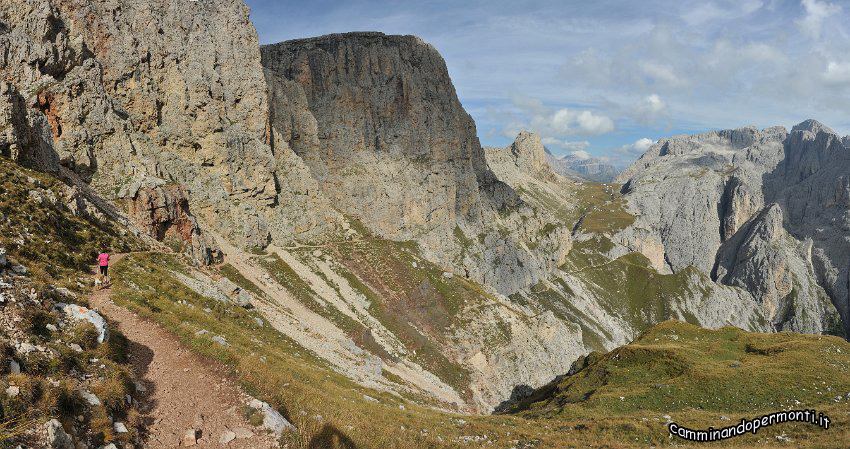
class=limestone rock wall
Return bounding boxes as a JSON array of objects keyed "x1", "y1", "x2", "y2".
[
  {"x1": 616, "y1": 120, "x2": 847, "y2": 336},
  {"x1": 261, "y1": 33, "x2": 569, "y2": 295}
]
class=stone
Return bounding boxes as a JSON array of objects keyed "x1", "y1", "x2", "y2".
[
  {"x1": 248, "y1": 399, "x2": 295, "y2": 434},
  {"x1": 79, "y1": 389, "x2": 101, "y2": 406},
  {"x1": 219, "y1": 430, "x2": 236, "y2": 444},
  {"x1": 9, "y1": 360, "x2": 20, "y2": 374},
  {"x1": 5, "y1": 386, "x2": 19, "y2": 397},
  {"x1": 0, "y1": 248, "x2": 6, "y2": 267},
  {"x1": 212, "y1": 335, "x2": 229, "y2": 346},
  {"x1": 362, "y1": 394, "x2": 378, "y2": 402},
  {"x1": 217, "y1": 277, "x2": 240, "y2": 296},
  {"x1": 46, "y1": 419, "x2": 73, "y2": 449},
  {"x1": 235, "y1": 290, "x2": 254, "y2": 308},
  {"x1": 113, "y1": 422, "x2": 128, "y2": 433},
  {"x1": 55, "y1": 303, "x2": 109, "y2": 343},
  {"x1": 69, "y1": 343, "x2": 83, "y2": 353},
  {"x1": 232, "y1": 427, "x2": 254, "y2": 439},
  {"x1": 182, "y1": 429, "x2": 198, "y2": 446},
  {"x1": 254, "y1": 317, "x2": 264, "y2": 327},
  {"x1": 10, "y1": 264, "x2": 27, "y2": 275}
]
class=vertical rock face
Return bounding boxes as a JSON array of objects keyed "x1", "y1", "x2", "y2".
[
  {"x1": 616, "y1": 120, "x2": 847, "y2": 336},
  {"x1": 0, "y1": 0, "x2": 280, "y2": 247},
  {"x1": 262, "y1": 33, "x2": 569, "y2": 295},
  {"x1": 509, "y1": 132, "x2": 552, "y2": 177},
  {"x1": 261, "y1": 32, "x2": 504, "y2": 240},
  {"x1": 118, "y1": 178, "x2": 221, "y2": 265}
]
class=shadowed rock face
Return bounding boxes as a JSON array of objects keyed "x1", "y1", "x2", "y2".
[{"x1": 616, "y1": 120, "x2": 848, "y2": 337}]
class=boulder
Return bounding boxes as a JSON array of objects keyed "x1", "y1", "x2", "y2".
[
  {"x1": 235, "y1": 290, "x2": 254, "y2": 308},
  {"x1": 248, "y1": 399, "x2": 294, "y2": 435},
  {"x1": 45, "y1": 419, "x2": 73, "y2": 449},
  {"x1": 54, "y1": 303, "x2": 109, "y2": 343}
]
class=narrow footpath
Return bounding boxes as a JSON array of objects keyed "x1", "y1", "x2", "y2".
[{"x1": 88, "y1": 254, "x2": 277, "y2": 448}]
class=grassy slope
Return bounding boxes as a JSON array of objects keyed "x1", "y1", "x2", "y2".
[
  {"x1": 506, "y1": 321, "x2": 850, "y2": 447},
  {"x1": 112, "y1": 251, "x2": 850, "y2": 448},
  {"x1": 0, "y1": 156, "x2": 144, "y2": 447}
]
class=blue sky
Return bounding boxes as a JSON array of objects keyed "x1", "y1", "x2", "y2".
[{"x1": 246, "y1": 0, "x2": 850, "y2": 167}]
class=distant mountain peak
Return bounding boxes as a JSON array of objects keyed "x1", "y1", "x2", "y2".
[{"x1": 792, "y1": 119, "x2": 836, "y2": 135}]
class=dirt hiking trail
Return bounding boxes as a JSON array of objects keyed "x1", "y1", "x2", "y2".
[{"x1": 88, "y1": 254, "x2": 277, "y2": 448}]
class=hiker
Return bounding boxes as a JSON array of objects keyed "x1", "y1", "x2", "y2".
[{"x1": 98, "y1": 251, "x2": 110, "y2": 279}]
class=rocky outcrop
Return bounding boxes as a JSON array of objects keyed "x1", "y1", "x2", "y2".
[
  {"x1": 616, "y1": 120, "x2": 846, "y2": 336},
  {"x1": 486, "y1": 132, "x2": 557, "y2": 181},
  {"x1": 261, "y1": 33, "x2": 569, "y2": 295},
  {"x1": 118, "y1": 177, "x2": 221, "y2": 265}
]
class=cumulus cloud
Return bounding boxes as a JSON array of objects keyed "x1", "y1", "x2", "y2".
[
  {"x1": 528, "y1": 106, "x2": 614, "y2": 136},
  {"x1": 499, "y1": 94, "x2": 614, "y2": 156},
  {"x1": 797, "y1": 0, "x2": 841, "y2": 39},
  {"x1": 620, "y1": 138, "x2": 656, "y2": 156},
  {"x1": 570, "y1": 150, "x2": 591, "y2": 160},
  {"x1": 823, "y1": 61, "x2": 850, "y2": 85}
]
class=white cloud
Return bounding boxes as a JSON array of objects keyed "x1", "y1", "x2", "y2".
[
  {"x1": 797, "y1": 0, "x2": 841, "y2": 39},
  {"x1": 570, "y1": 150, "x2": 591, "y2": 160},
  {"x1": 540, "y1": 137, "x2": 590, "y2": 152},
  {"x1": 619, "y1": 138, "x2": 656, "y2": 156},
  {"x1": 682, "y1": 1, "x2": 763, "y2": 25},
  {"x1": 638, "y1": 61, "x2": 689, "y2": 88},
  {"x1": 823, "y1": 61, "x2": 850, "y2": 85},
  {"x1": 506, "y1": 95, "x2": 615, "y2": 138}
]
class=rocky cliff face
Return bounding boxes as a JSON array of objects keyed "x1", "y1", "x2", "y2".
[
  {"x1": 261, "y1": 33, "x2": 569, "y2": 295},
  {"x1": 0, "y1": 0, "x2": 316, "y2": 250},
  {"x1": 615, "y1": 121, "x2": 846, "y2": 336}
]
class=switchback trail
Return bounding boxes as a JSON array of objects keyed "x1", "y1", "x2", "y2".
[{"x1": 88, "y1": 254, "x2": 277, "y2": 448}]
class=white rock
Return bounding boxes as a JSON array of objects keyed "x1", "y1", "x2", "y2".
[
  {"x1": 219, "y1": 430, "x2": 236, "y2": 444},
  {"x1": 113, "y1": 422, "x2": 128, "y2": 433},
  {"x1": 236, "y1": 290, "x2": 254, "y2": 308},
  {"x1": 212, "y1": 335, "x2": 229, "y2": 346},
  {"x1": 9, "y1": 360, "x2": 20, "y2": 374},
  {"x1": 232, "y1": 427, "x2": 254, "y2": 439},
  {"x1": 0, "y1": 248, "x2": 6, "y2": 266},
  {"x1": 55, "y1": 303, "x2": 109, "y2": 343},
  {"x1": 254, "y1": 317, "x2": 264, "y2": 327},
  {"x1": 248, "y1": 399, "x2": 295, "y2": 434},
  {"x1": 69, "y1": 343, "x2": 83, "y2": 353},
  {"x1": 79, "y1": 389, "x2": 101, "y2": 406},
  {"x1": 441, "y1": 271, "x2": 453, "y2": 279},
  {"x1": 46, "y1": 419, "x2": 73, "y2": 449},
  {"x1": 182, "y1": 429, "x2": 198, "y2": 446},
  {"x1": 362, "y1": 394, "x2": 378, "y2": 402},
  {"x1": 5, "y1": 386, "x2": 19, "y2": 397},
  {"x1": 46, "y1": 324, "x2": 58, "y2": 332}
]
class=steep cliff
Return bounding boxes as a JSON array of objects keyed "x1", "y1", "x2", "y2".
[
  {"x1": 615, "y1": 121, "x2": 845, "y2": 336},
  {"x1": 261, "y1": 32, "x2": 569, "y2": 295}
]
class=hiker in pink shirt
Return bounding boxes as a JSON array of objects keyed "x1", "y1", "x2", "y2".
[{"x1": 98, "y1": 252, "x2": 110, "y2": 278}]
